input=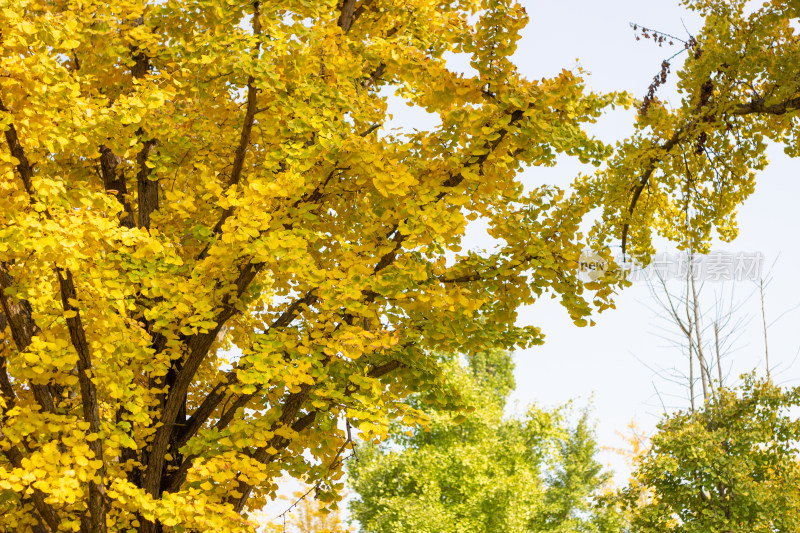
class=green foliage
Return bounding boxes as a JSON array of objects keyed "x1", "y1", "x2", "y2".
[
  {"x1": 621, "y1": 377, "x2": 800, "y2": 532},
  {"x1": 466, "y1": 349, "x2": 516, "y2": 406},
  {"x1": 538, "y1": 412, "x2": 609, "y2": 533},
  {"x1": 348, "y1": 350, "x2": 614, "y2": 533}
]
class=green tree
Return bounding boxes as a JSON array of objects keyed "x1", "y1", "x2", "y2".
[
  {"x1": 621, "y1": 376, "x2": 800, "y2": 532},
  {"x1": 536, "y1": 412, "x2": 611, "y2": 533},
  {"x1": 348, "y1": 350, "x2": 614, "y2": 533}
]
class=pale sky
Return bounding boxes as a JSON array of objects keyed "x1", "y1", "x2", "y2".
[
  {"x1": 387, "y1": 0, "x2": 800, "y2": 481},
  {"x1": 499, "y1": 0, "x2": 800, "y2": 479}
]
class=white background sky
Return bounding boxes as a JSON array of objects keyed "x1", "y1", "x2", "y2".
[
  {"x1": 498, "y1": 0, "x2": 800, "y2": 479},
  {"x1": 386, "y1": 0, "x2": 800, "y2": 481}
]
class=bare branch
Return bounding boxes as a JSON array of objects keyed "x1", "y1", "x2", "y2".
[{"x1": 760, "y1": 278, "x2": 770, "y2": 380}]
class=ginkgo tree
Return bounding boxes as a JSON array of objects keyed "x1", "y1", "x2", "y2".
[
  {"x1": 1, "y1": 0, "x2": 797, "y2": 532},
  {"x1": 0, "y1": 0, "x2": 624, "y2": 531},
  {"x1": 585, "y1": 0, "x2": 800, "y2": 258}
]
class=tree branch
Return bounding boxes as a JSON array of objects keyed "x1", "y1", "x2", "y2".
[
  {"x1": 140, "y1": 4, "x2": 267, "y2": 510},
  {"x1": 135, "y1": 139, "x2": 159, "y2": 230},
  {"x1": 0, "y1": 265, "x2": 56, "y2": 415},
  {"x1": 732, "y1": 94, "x2": 800, "y2": 116},
  {"x1": 195, "y1": 1, "x2": 263, "y2": 262},
  {"x1": 1, "y1": 446, "x2": 61, "y2": 532},
  {"x1": 338, "y1": 0, "x2": 357, "y2": 34},
  {"x1": 361, "y1": 63, "x2": 385, "y2": 90},
  {"x1": 175, "y1": 289, "x2": 318, "y2": 448},
  {"x1": 229, "y1": 358, "x2": 403, "y2": 512},
  {"x1": 56, "y1": 269, "x2": 108, "y2": 533},
  {"x1": 127, "y1": 15, "x2": 159, "y2": 232},
  {"x1": 99, "y1": 146, "x2": 135, "y2": 228},
  {"x1": 227, "y1": 2, "x2": 262, "y2": 190},
  {"x1": 141, "y1": 261, "x2": 264, "y2": 501},
  {"x1": 621, "y1": 126, "x2": 686, "y2": 254},
  {"x1": 0, "y1": 96, "x2": 59, "y2": 415},
  {"x1": 372, "y1": 107, "x2": 527, "y2": 274},
  {"x1": 0, "y1": 354, "x2": 61, "y2": 532},
  {"x1": 163, "y1": 100, "x2": 530, "y2": 512},
  {"x1": 352, "y1": 0, "x2": 377, "y2": 25},
  {"x1": 0, "y1": 97, "x2": 34, "y2": 196},
  {"x1": 621, "y1": 92, "x2": 800, "y2": 253}
]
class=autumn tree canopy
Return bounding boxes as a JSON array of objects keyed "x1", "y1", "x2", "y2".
[
  {"x1": 0, "y1": 0, "x2": 797, "y2": 532},
  {"x1": 586, "y1": 0, "x2": 800, "y2": 257},
  {"x1": 0, "y1": 0, "x2": 623, "y2": 531}
]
